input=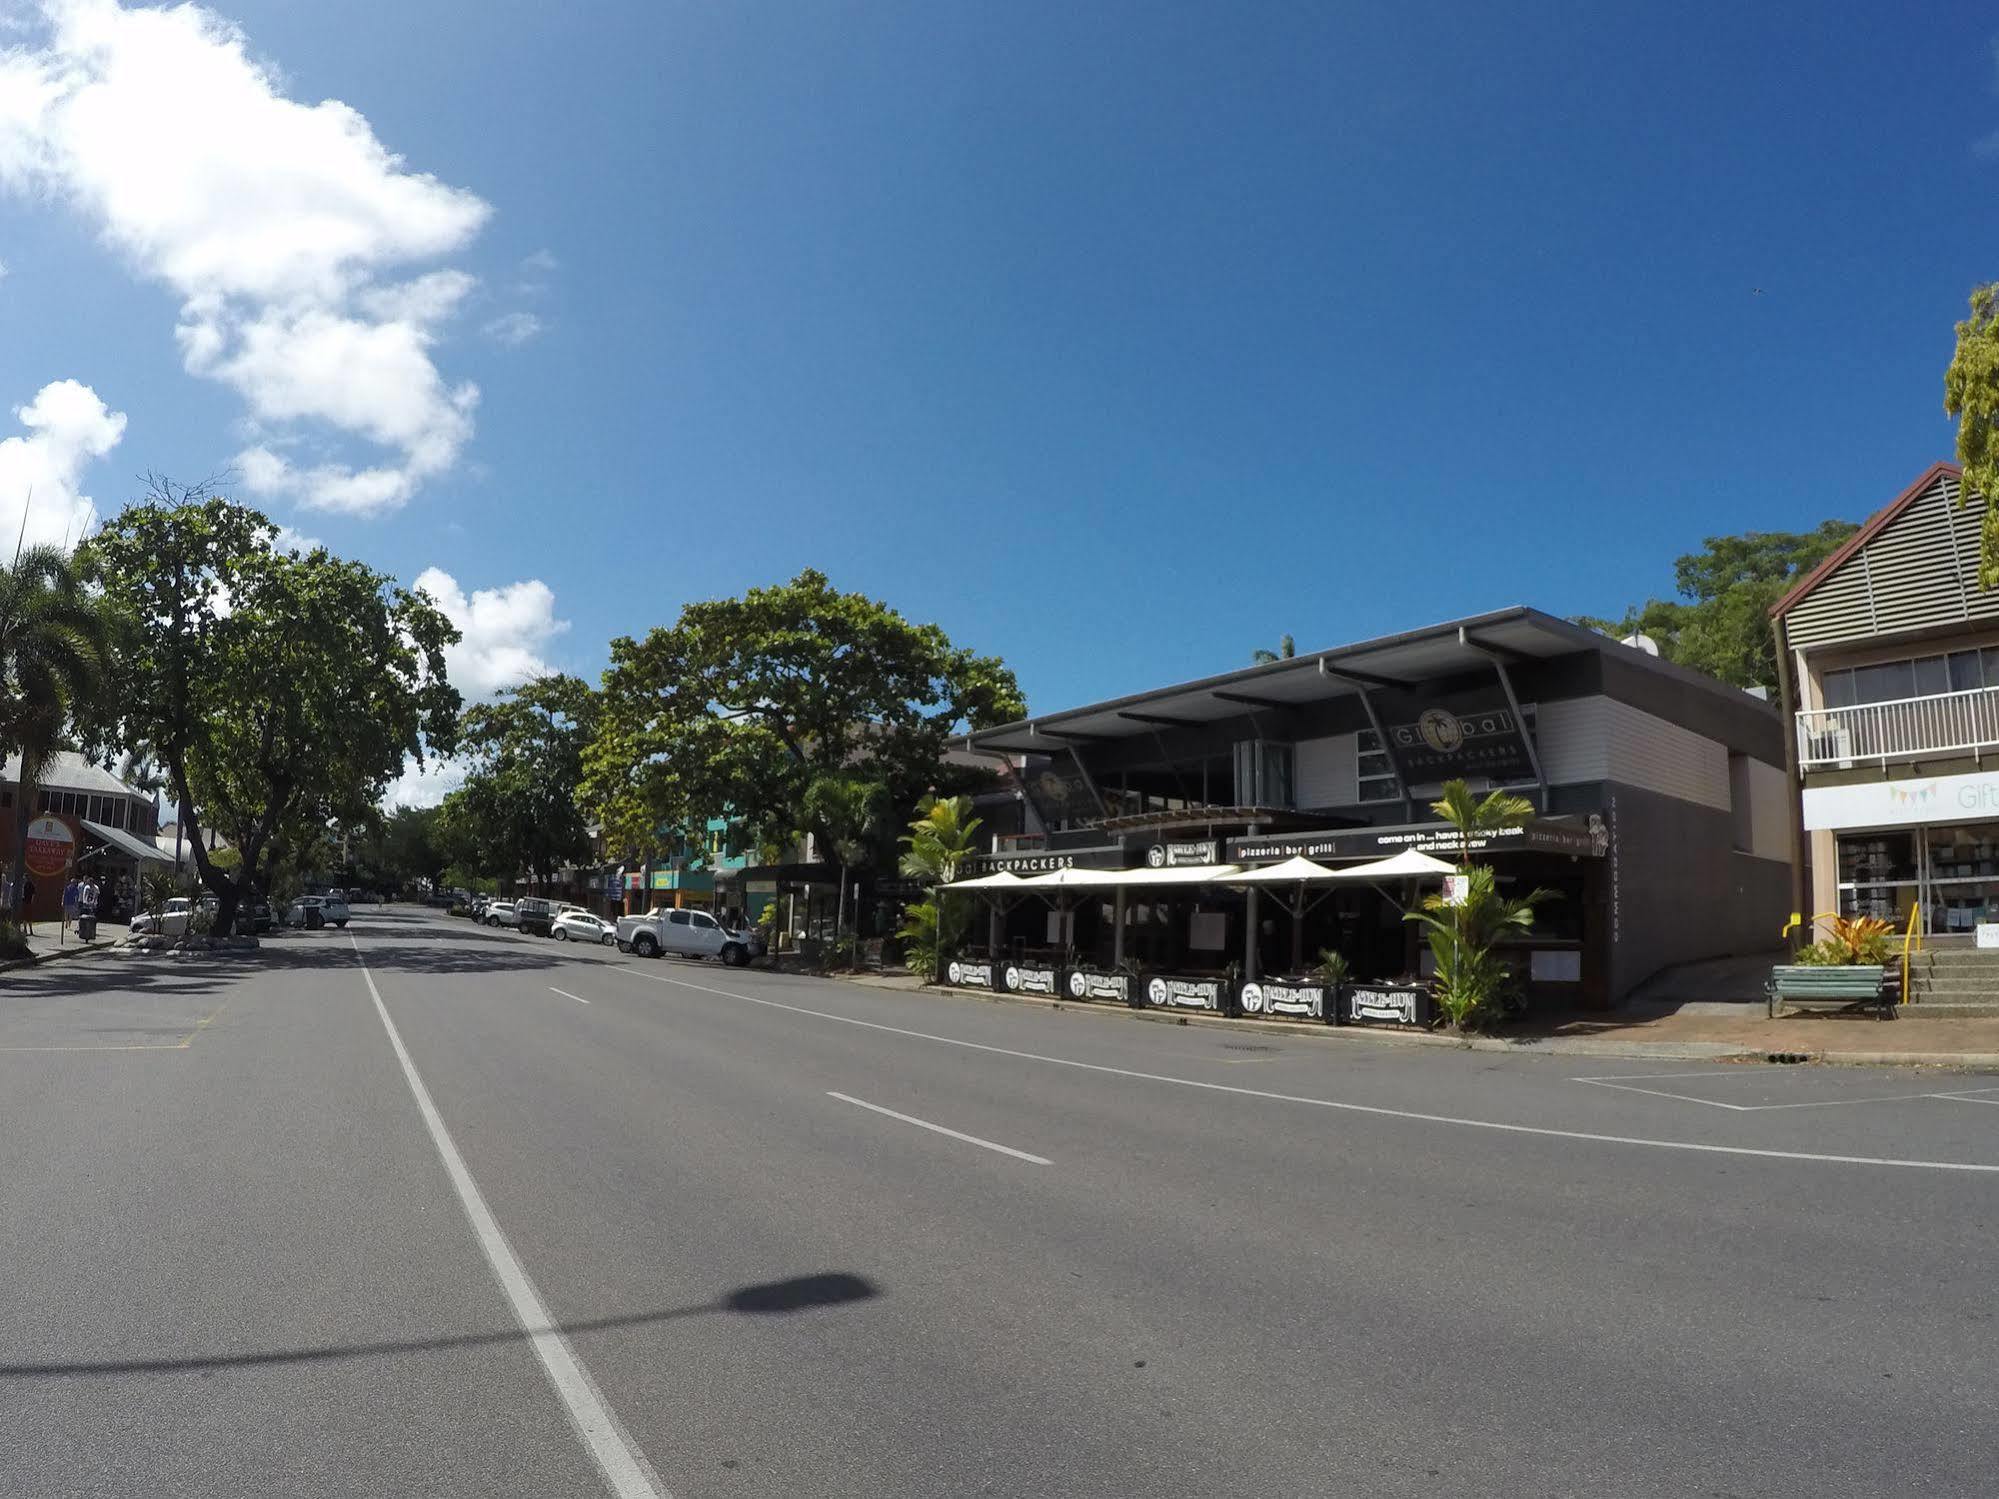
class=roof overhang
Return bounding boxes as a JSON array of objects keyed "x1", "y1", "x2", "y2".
[{"x1": 964, "y1": 606, "x2": 1755, "y2": 754}]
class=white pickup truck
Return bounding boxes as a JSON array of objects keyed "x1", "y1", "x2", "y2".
[{"x1": 616, "y1": 907, "x2": 759, "y2": 966}]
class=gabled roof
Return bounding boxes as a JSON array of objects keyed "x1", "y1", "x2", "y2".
[
  {"x1": 1769, "y1": 461, "x2": 1962, "y2": 619},
  {"x1": 0, "y1": 750, "x2": 142, "y2": 797}
]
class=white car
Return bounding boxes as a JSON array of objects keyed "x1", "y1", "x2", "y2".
[
  {"x1": 286, "y1": 894, "x2": 350, "y2": 929},
  {"x1": 131, "y1": 896, "x2": 195, "y2": 937},
  {"x1": 616, "y1": 907, "x2": 756, "y2": 965},
  {"x1": 484, "y1": 900, "x2": 519, "y2": 928},
  {"x1": 551, "y1": 910, "x2": 616, "y2": 944}
]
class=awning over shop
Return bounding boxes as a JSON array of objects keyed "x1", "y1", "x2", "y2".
[
  {"x1": 1015, "y1": 863, "x2": 1244, "y2": 889},
  {"x1": 1225, "y1": 855, "x2": 1344, "y2": 885},
  {"x1": 81, "y1": 818, "x2": 172, "y2": 865},
  {"x1": 1335, "y1": 849, "x2": 1456, "y2": 880},
  {"x1": 946, "y1": 870, "x2": 1034, "y2": 891}
]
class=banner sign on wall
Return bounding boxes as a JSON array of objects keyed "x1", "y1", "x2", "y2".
[
  {"x1": 1345, "y1": 984, "x2": 1430, "y2": 1028},
  {"x1": 962, "y1": 844, "x2": 1124, "y2": 876},
  {"x1": 1065, "y1": 969, "x2": 1130, "y2": 1004},
  {"x1": 1237, "y1": 979, "x2": 1328, "y2": 1019},
  {"x1": 946, "y1": 958, "x2": 995, "y2": 989},
  {"x1": 1003, "y1": 962, "x2": 1060, "y2": 996},
  {"x1": 1145, "y1": 974, "x2": 1225, "y2": 1011},
  {"x1": 1145, "y1": 840, "x2": 1219, "y2": 868}
]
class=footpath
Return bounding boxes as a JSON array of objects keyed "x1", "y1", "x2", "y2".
[
  {"x1": 836, "y1": 972, "x2": 1999, "y2": 1069},
  {"x1": 0, "y1": 922, "x2": 113, "y2": 973}
]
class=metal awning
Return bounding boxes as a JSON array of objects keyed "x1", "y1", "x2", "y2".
[
  {"x1": 81, "y1": 818, "x2": 172, "y2": 865},
  {"x1": 963, "y1": 605, "x2": 1767, "y2": 754}
]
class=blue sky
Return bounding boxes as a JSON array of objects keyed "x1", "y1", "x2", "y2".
[{"x1": 4, "y1": 0, "x2": 1999, "y2": 749}]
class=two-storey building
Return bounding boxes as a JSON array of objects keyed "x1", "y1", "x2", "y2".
[{"x1": 1773, "y1": 461, "x2": 1999, "y2": 936}]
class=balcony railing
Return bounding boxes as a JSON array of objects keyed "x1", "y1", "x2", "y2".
[{"x1": 1796, "y1": 684, "x2": 1999, "y2": 769}]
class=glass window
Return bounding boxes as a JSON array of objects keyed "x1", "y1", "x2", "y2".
[
  {"x1": 690, "y1": 912, "x2": 717, "y2": 929},
  {"x1": 1914, "y1": 656, "x2": 1950, "y2": 696},
  {"x1": 1984, "y1": 647, "x2": 1999, "y2": 690},
  {"x1": 1821, "y1": 669, "x2": 1855, "y2": 709},
  {"x1": 1853, "y1": 660, "x2": 1916, "y2": 705},
  {"x1": 1951, "y1": 651, "x2": 1984, "y2": 691},
  {"x1": 667, "y1": 910, "x2": 691, "y2": 926}
]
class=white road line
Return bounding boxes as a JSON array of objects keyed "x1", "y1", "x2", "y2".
[
  {"x1": 551, "y1": 988, "x2": 590, "y2": 1005},
  {"x1": 611, "y1": 966, "x2": 1999, "y2": 1175},
  {"x1": 352, "y1": 939, "x2": 666, "y2": 1499},
  {"x1": 828, "y1": 1091, "x2": 1051, "y2": 1165},
  {"x1": 1573, "y1": 1073, "x2": 1999, "y2": 1113},
  {"x1": 1935, "y1": 1092, "x2": 1999, "y2": 1107}
]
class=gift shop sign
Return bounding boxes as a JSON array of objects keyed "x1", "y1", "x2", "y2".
[{"x1": 1803, "y1": 770, "x2": 1999, "y2": 831}]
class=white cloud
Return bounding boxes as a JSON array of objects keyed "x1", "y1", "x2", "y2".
[
  {"x1": 413, "y1": 565, "x2": 567, "y2": 699},
  {"x1": 483, "y1": 310, "x2": 542, "y2": 347},
  {"x1": 384, "y1": 752, "x2": 467, "y2": 810},
  {"x1": 0, "y1": 0, "x2": 491, "y2": 513},
  {"x1": 0, "y1": 377, "x2": 125, "y2": 550},
  {"x1": 520, "y1": 248, "x2": 557, "y2": 274},
  {"x1": 0, "y1": 257, "x2": 9, "y2": 279},
  {"x1": 269, "y1": 522, "x2": 321, "y2": 554}
]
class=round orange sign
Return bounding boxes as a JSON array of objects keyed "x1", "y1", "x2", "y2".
[{"x1": 23, "y1": 815, "x2": 75, "y2": 879}]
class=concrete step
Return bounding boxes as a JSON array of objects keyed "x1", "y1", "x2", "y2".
[
  {"x1": 1897, "y1": 1001, "x2": 1999, "y2": 1018},
  {"x1": 1909, "y1": 976, "x2": 1999, "y2": 993},
  {"x1": 1912, "y1": 949, "x2": 1999, "y2": 969}
]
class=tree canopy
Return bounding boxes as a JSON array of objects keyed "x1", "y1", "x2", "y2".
[
  {"x1": 439, "y1": 674, "x2": 597, "y2": 886},
  {"x1": 584, "y1": 569, "x2": 1024, "y2": 865},
  {"x1": 1945, "y1": 282, "x2": 1999, "y2": 588},
  {"x1": 1574, "y1": 521, "x2": 1858, "y2": 688},
  {"x1": 77, "y1": 491, "x2": 461, "y2": 930}
]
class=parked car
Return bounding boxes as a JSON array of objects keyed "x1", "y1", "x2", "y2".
[
  {"x1": 286, "y1": 893, "x2": 350, "y2": 929},
  {"x1": 514, "y1": 895, "x2": 556, "y2": 937},
  {"x1": 484, "y1": 900, "x2": 518, "y2": 928},
  {"x1": 131, "y1": 896, "x2": 195, "y2": 938},
  {"x1": 616, "y1": 907, "x2": 756, "y2": 966},
  {"x1": 552, "y1": 909, "x2": 617, "y2": 945},
  {"x1": 248, "y1": 897, "x2": 275, "y2": 932}
]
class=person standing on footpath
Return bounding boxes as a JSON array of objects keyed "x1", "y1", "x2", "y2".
[
  {"x1": 79, "y1": 874, "x2": 100, "y2": 942},
  {"x1": 62, "y1": 875, "x2": 80, "y2": 942}
]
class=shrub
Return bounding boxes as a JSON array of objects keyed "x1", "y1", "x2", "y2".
[{"x1": 1313, "y1": 948, "x2": 1351, "y2": 988}]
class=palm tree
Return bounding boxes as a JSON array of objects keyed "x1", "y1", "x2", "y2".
[
  {"x1": 1430, "y1": 779, "x2": 1536, "y2": 867},
  {"x1": 897, "y1": 794, "x2": 982, "y2": 977},
  {"x1": 1252, "y1": 634, "x2": 1296, "y2": 665},
  {"x1": 0, "y1": 545, "x2": 111, "y2": 918}
]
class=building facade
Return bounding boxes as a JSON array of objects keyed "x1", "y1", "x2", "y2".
[
  {"x1": 0, "y1": 751, "x2": 168, "y2": 921},
  {"x1": 961, "y1": 607, "x2": 1789, "y2": 1006},
  {"x1": 1773, "y1": 461, "x2": 1999, "y2": 937}
]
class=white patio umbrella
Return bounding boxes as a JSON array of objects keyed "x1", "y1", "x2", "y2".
[{"x1": 1332, "y1": 848, "x2": 1457, "y2": 880}]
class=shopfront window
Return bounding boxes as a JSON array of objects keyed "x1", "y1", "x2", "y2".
[
  {"x1": 1824, "y1": 647, "x2": 1999, "y2": 708},
  {"x1": 1923, "y1": 824, "x2": 1999, "y2": 933},
  {"x1": 1836, "y1": 831, "x2": 1919, "y2": 922}
]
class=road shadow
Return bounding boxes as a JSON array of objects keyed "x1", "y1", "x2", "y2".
[{"x1": 0, "y1": 1272, "x2": 880, "y2": 1379}]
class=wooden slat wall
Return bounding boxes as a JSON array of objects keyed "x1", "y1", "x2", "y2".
[{"x1": 1787, "y1": 473, "x2": 1999, "y2": 647}]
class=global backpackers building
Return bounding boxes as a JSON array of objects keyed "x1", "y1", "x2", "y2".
[
  {"x1": 946, "y1": 607, "x2": 1788, "y2": 1015},
  {"x1": 1773, "y1": 461, "x2": 1999, "y2": 936}
]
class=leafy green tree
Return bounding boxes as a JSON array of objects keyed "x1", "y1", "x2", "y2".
[
  {"x1": 1575, "y1": 521, "x2": 1858, "y2": 687},
  {"x1": 1251, "y1": 633, "x2": 1296, "y2": 665},
  {"x1": 0, "y1": 545, "x2": 112, "y2": 911},
  {"x1": 441, "y1": 674, "x2": 596, "y2": 888},
  {"x1": 585, "y1": 569, "x2": 1023, "y2": 870},
  {"x1": 77, "y1": 492, "x2": 460, "y2": 934},
  {"x1": 1946, "y1": 283, "x2": 1999, "y2": 588}
]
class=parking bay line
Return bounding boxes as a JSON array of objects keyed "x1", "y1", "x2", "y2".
[
  {"x1": 829, "y1": 1091, "x2": 1050, "y2": 1166},
  {"x1": 610, "y1": 966, "x2": 1999, "y2": 1175},
  {"x1": 1572, "y1": 1072, "x2": 1999, "y2": 1112},
  {"x1": 351, "y1": 938, "x2": 667, "y2": 1499},
  {"x1": 550, "y1": 988, "x2": 590, "y2": 1005}
]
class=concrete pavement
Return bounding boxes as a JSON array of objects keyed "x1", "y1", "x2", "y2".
[{"x1": 2, "y1": 908, "x2": 1995, "y2": 1496}]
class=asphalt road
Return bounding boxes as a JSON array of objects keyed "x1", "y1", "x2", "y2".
[{"x1": 2, "y1": 909, "x2": 1995, "y2": 1497}]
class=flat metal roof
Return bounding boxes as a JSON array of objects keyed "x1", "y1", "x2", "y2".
[{"x1": 965, "y1": 605, "x2": 1761, "y2": 753}]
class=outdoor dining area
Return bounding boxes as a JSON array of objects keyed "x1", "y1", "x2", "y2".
[{"x1": 942, "y1": 849, "x2": 1474, "y2": 1027}]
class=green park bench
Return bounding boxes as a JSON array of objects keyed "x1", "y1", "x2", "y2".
[{"x1": 1766, "y1": 965, "x2": 1892, "y2": 1020}]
